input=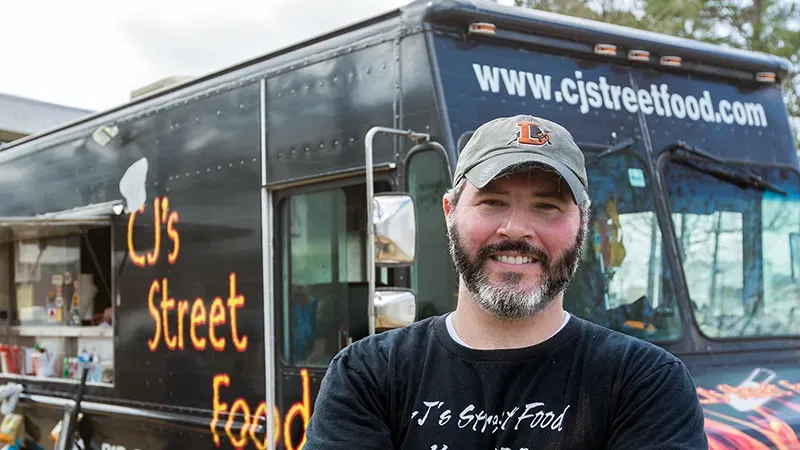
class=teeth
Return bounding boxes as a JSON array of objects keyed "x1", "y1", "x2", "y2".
[{"x1": 496, "y1": 255, "x2": 533, "y2": 264}]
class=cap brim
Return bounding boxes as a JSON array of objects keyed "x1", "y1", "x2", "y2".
[{"x1": 464, "y1": 152, "x2": 587, "y2": 204}]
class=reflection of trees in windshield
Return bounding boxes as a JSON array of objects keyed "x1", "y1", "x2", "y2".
[
  {"x1": 566, "y1": 152, "x2": 680, "y2": 341},
  {"x1": 673, "y1": 212, "x2": 744, "y2": 317},
  {"x1": 664, "y1": 162, "x2": 800, "y2": 338},
  {"x1": 600, "y1": 211, "x2": 663, "y2": 311},
  {"x1": 760, "y1": 191, "x2": 800, "y2": 335}
]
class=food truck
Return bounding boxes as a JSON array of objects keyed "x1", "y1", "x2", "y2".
[{"x1": 0, "y1": 0, "x2": 797, "y2": 448}]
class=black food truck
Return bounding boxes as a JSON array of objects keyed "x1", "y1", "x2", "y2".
[{"x1": 0, "y1": 0, "x2": 797, "y2": 448}]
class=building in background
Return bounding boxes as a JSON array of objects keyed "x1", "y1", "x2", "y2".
[{"x1": 0, "y1": 93, "x2": 93, "y2": 145}]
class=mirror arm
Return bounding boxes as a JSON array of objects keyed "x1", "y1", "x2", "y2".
[
  {"x1": 365, "y1": 127, "x2": 430, "y2": 336},
  {"x1": 404, "y1": 140, "x2": 454, "y2": 185}
]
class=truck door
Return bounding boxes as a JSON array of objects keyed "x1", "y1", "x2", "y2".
[{"x1": 271, "y1": 176, "x2": 394, "y2": 449}]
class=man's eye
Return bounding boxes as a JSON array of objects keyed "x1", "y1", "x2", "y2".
[
  {"x1": 481, "y1": 199, "x2": 505, "y2": 206},
  {"x1": 536, "y1": 203, "x2": 558, "y2": 210}
]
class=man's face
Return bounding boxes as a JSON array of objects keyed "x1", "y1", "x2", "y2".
[{"x1": 443, "y1": 167, "x2": 587, "y2": 320}]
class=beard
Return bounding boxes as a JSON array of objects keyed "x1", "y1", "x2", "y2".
[{"x1": 447, "y1": 215, "x2": 587, "y2": 320}]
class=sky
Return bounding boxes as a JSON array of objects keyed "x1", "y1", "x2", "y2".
[{"x1": 0, "y1": 0, "x2": 511, "y2": 113}]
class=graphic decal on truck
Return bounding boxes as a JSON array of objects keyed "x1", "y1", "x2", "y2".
[
  {"x1": 695, "y1": 368, "x2": 800, "y2": 449},
  {"x1": 472, "y1": 64, "x2": 769, "y2": 128},
  {"x1": 212, "y1": 368, "x2": 313, "y2": 449},
  {"x1": 126, "y1": 192, "x2": 314, "y2": 449}
]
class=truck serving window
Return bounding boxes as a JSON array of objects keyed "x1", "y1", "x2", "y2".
[
  {"x1": 663, "y1": 157, "x2": 800, "y2": 338},
  {"x1": 0, "y1": 201, "x2": 118, "y2": 385},
  {"x1": 565, "y1": 151, "x2": 681, "y2": 341}
]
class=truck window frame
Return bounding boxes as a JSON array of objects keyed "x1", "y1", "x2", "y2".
[
  {"x1": 658, "y1": 153, "x2": 800, "y2": 341},
  {"x1": 0, "y1": 202, "x2": 120, "y2": 386},
  {"x1": 404, "y1": 147, "x2": 459, "y2": 321},
  {"x1": 272, "y1": 173, "x2": 396, "y2": 371},
  {"x1": 574, "y1": 146, "x2": 686, "y2": 344}
]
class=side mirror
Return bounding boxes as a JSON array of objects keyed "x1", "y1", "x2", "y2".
[
  {"x1": 374, "y1": 289, "x2": 417, "y2": 329},
  {"x1": 373, "y1": 193, "x2": 417, "y2": 266}
]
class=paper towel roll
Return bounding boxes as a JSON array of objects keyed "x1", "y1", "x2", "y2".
[{"x1": 78, "y1": 274, "x2": 97, "y2": 321}]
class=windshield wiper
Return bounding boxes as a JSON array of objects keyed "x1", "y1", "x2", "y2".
[
  {"x1": 667, "y1": 141, "x2": 787, "y2": 195},
  {"x1": 585, "y1": 136, "x2": 636, "y2": 162}
]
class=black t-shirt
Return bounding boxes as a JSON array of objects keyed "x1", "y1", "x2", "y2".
[{"x1": 304, "y1": 313, "x2": 708, "y2": 449}]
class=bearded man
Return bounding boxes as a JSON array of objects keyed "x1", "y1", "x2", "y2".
[{"x1": 304, "y1": 115, "x2": 708, "y2": 449}]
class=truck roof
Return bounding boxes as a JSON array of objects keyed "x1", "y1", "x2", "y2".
[
  {"x1": 2, "y1": 0, "x2": 790, "y2": 152},
  {"x1": 421, "y1": 0, "x2": 789, "y2": 76}
]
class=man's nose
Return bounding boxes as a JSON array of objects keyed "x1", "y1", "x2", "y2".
[{"x1": 497, "y1": 206, "x2": 535, "y2": 242}]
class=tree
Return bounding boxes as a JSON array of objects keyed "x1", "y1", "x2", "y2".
[
  {"x1": 513, "y1": 0, "x2": 800, "y2": 147},
  {"x1": 513, "y1": 0, "x2": 643, "y2": 26},
  {"x1": 713, "y1": 0, "x2": 800, "y2": 140}
]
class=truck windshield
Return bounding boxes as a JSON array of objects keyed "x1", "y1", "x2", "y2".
[
  {"x1": 662, "y1": 158, "x2": 800, "y2": 338},
  {"x1": 431, "y1": 31, "x2": 799, "y2": 343},
  {"x1": 564, "y1": 150, "x2": 681, "y2": 342}
]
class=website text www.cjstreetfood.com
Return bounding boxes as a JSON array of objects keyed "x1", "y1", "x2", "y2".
[{"x1": 472, "y1": 64, "x2": 768, "y2": 128}]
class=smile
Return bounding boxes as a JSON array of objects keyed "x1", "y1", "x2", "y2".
[{"x1": 491, "y1": 255, "x2": 538, "y2": 265}]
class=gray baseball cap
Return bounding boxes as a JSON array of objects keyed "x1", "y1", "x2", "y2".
[{"x1": 454, "y1": 115, "x2": 588, "y2": 205}]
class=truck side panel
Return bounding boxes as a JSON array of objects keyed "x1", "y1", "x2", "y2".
[
  {"x1": 2, "y1": 82, "x2": 266, "y2": 449},
  {"x1": 115, "y1": 81, "x2": 264, "y2": 411},
  {"x1": 265, "y1": 40, "x2": 402, "y2": 186},
  {"x1": 265, "y1": 36, "x2": 403, "y2": 450}
]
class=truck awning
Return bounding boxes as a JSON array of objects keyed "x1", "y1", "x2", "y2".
[{"x1": 0, "y1": 200, "x2": 124, "y2": 244}]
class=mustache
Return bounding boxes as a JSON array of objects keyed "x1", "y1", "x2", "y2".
[{"x1": 476, "y1": 240, "x2": 550, "y2": 266}]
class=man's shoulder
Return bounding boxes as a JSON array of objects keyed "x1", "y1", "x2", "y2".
[
  {"x1": 575, "y1": 316, "x2": 683, "y2": 375},
  {"x1": 570, "y1": 320, "x2": 707, "y2": 448},
  {"x1": 332, "y1": 315, "x2": 442, "y2": 371}
]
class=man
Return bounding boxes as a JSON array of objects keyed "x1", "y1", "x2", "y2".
[{"x1": 304, "y1": 115, "x2": 708, "y2": 449}]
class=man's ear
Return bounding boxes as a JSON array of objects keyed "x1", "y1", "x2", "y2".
[{"x1": 443, "y1": 193, "x2": 453, "y2": 219}]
